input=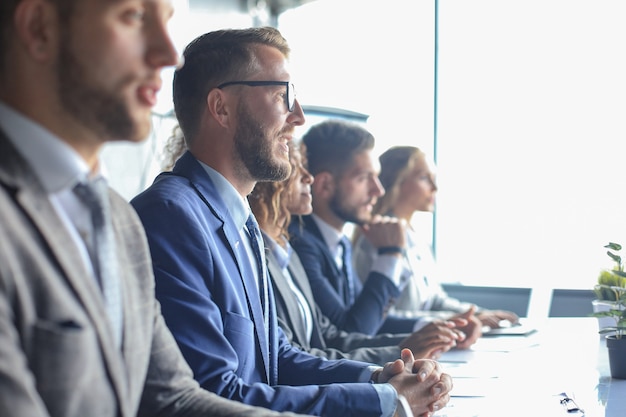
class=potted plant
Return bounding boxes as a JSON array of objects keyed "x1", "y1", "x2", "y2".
[
  {"x1": 592, "y1": 243, "x2": 626, "y2": 328},
  {"x1": 592, "y1": 242, "x2": 626, "y2": 379}
]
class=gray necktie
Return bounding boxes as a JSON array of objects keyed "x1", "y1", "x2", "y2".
[
  {"x1": 74, "y1": 179, "x2": 123, "y2": 348},
  {"x1": 246, "y1": 214, "x2": 269, "y2": 330},
  {"x1": 339, "y1": 236, "x2": 356, "y2": 305}
]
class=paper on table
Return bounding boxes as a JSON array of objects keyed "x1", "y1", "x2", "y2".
[
  {"x1": 447, "y1": 377, "x2": 501, "y2": 397},
  {"x1": 432, "y1": 397, "x2": 484, "y2": 417},
  {"x1": 441, "y1": 361, "x2": 500, "y2": 379},
  {"x1": 471, "y1": 334, "x2": 540, "y2": 352},
  {"x1": 438, "y1": 349, "x2": 508, "y2": 363}
]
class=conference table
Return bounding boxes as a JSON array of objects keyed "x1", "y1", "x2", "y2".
[{"x1": 434, "y1": 317, "x2": 626, "y2": 417}]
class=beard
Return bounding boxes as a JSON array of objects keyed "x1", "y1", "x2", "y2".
[
  {"x1": 233, "y1": 101, "x2": 291, "y2": 182},
  {"x1": 328, "y1": 192, "x2": 371, "y2": 226},
  {"x1": 57, "y1": 30, "x2": 146, "y2": 142}
]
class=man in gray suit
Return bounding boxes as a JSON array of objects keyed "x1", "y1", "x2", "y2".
[{"x1": 0, "y1": 1, "x2": 313, "y2": 416}]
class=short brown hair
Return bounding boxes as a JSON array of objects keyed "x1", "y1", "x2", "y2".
[
  {"x1": 302, "y1": 120, "x2": 375, "y2": 178},
  {"x1": 173, "y1": 27, "x2": 290, "y2": 144}
]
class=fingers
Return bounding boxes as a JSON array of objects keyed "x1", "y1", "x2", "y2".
[
  {"x1": 400, "y1": 348, "x2": 416, "y2": 370},
  {"x1": 425, "y1": 321, "x2": 466, "y2": 342},
  {"x1": 430, "y1": 393, "x2": 451, "y2": 414},
  {"x1": 423, "y1": 341, "x2": 454, "y2": 359},
  {"x1": 402, "y1": 323, "x2": 467, "y2": 357},
  {"x1": 429, "y1": 373, "x2": 453, "y2": 412},
  {"x1": 377, "y1": 358, "x2": 406, "y2": 383},
  {"x1": 455, "y1": 316, "x2": 481, "y2": 349},
  {"x1": 412, "y1": 358, "x2": 440, "y2": 382},
  {"x1": 388, "y1": 364, "x2": 450, "y2": 417},
  {"x1": 497, "y1": 310, "x2": 520, "y2": 324},
  {"x1": 360, "y1": 215, "x2": 406, "y2": 248},
  {"x1": 401, "y1": 332, "x2": 458, "y2": 356},
  {"x1": 480, "y1": 315, "x2": 501, "y2": 328},
  {"x1": 449, "y1": 317, "x2": 469, "y2": 328}
]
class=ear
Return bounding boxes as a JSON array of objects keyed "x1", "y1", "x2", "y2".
[
  {"x1": 206, "y1": 88, "x2": 234, "y2": 129},
  {"x1": 312, "y1": 171, "x2": 336, "y2": 201},
  {"x1": 13, "y1": 0, "x2": 59, "y2": 62}
]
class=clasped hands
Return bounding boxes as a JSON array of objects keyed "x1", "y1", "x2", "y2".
[
  {"x1": 360, "y1": 215, "x2": 407, "y2": 255},
  {"x1": 371, "y1": 349, "x2": 452, "y2": 417}
]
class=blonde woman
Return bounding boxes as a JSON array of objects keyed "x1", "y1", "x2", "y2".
[{"x1": 353, "y1": 146, "x2": 518, "y2": 329}]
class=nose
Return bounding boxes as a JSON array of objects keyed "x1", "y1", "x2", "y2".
[
  {"x1": 288, "y1": 99, "x2": 306, "y2": 126},
  {"x1": 146, "y1": 18, "x2": 180, "y2": 69},
  {"x1": 302, "y1": 168, "x2": 314, "y2": 184},
  {"x1": 371, "y1": 176, "x2": 385, "y2": 197}
]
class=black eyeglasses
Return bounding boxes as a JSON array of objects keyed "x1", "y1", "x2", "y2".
[{"x1": 216, "y1": 81, "x2": 296, "y2": 112}]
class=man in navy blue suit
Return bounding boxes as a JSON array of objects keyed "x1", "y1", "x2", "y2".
[{"x1": 131, "y1": 27, "x2": 452, "y2": 417}]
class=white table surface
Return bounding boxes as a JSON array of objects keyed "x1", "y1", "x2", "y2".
[{"x1": 434, "y1": 317, "x2": 626, "y2": 417}]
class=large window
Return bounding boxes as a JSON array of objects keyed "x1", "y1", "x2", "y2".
[
  {"x1": 435, "y1": 0, "x2": 626, "y2": 292},
  {"x1": 280, "y1": 0, "x2": 626, "y2": 294},
  {"x1": 279, "y1": 0, "x2": 436, "y2": 158}
]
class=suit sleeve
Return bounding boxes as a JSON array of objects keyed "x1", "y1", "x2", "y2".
[
  {"x1": 317, "y1": 310, "x2": 405, "y2": 363},
  {"x1": 290, "y1": 223, "x2": 405, "y2": 336},
  {"x1": 138, "y1": 301, "x2": 316, "y2": 417},
  {"x1": 132, "y1": 186, "x2": 386, "y2": 417}
]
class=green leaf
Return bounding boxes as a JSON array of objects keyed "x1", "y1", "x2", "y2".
[
  {"x1": 614, "y1": 270, "x2": 626, "y2": 278},
  {"x1": 606, "y1": 242, "x2": 623, "y2": 251},
  {"x1": 607, "y1": 251, "x2": 621, "y2": 264}
]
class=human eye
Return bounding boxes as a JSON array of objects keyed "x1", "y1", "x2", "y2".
[
  {"x1": 276, "y1": 88, "x2": 287, "y2": 101},
  {"x1": 121, "y1": 6, "x2": 146, "y2": 25},
  {"x1": 358, "y1": 173, "x2": 372, "y2": 183}
]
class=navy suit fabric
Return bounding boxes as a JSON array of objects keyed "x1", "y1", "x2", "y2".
[
  {"x1": 289, "y1": 215, "x2": 417, "y2": 335},
  {"x1": 131, "y1": 152, "x2": 383, "y2": 417}
]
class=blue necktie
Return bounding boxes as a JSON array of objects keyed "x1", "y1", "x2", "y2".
[
  {"x1": 339, "y1": 236, "x2": 356, "y2": 305},
  {"x1": 246, "y1": 214, "x2": 269, "y2": 330},
  {"x1": 74, "y1": 179, "x2": 123, "y2": 348}
]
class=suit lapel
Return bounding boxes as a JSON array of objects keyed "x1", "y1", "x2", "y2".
[
  {"x1": 222, "y1": 220, "x2": 271, "y2": 381},
  {"x1": 266, "y1": 250, "x2": 309, "y2": 347},
  {"x1": 302, "y1": 215, "x2": 343, "y2": 278},
  {"x1": 174, "y1": 153, "x2": 271, "y2": 383},
  {"x1": 301, "y1": 215, "x2": 347, "y2": 300},
  {"x1": 287, "y1": 253, "x2": 330, "y2": 348},
  {"x1": 288, "y1": 253, "x2": 317, "y2": 310}
]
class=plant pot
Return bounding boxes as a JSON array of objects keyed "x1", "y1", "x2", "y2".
[
  {"x1": 606, "y1": 335, "x2": 626, "y2": 379},
  {"x1": 592, "y1": 299, "x2": 619, "y2": 333}
]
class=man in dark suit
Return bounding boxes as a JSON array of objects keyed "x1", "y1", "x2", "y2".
[
  {"x1": 0, "y1": 1, "x2": 312, "y2": 417},
  {"x1": 132, "y1": 27, "x2": 453, "y2": 417}
]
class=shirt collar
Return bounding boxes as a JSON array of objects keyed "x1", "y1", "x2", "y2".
[
  {"x1": 197, "y1": 160, "x2": 250, "y2": 230},
  {"x1": 311, "y1": 213, "x2": 344, "y2": 253},
  {"x1": 262, "y1": 231, "x2": 292, "y2": 271},
  {"x1": 0, "y1": 101, "x2": 96, "y2": 192}
]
